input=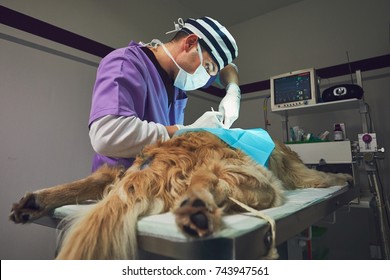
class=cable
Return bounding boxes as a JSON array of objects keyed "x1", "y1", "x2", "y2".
[
  {"x1": 370, "y1": 172, "x2": 390, "y2": 258},
  {"x1": 374, "y1": 160, "x2": 390, "y2": 228},
  {"x1": 365, "y1": 102, "x2": 374, "y2": 133},
  {"x1": 263, "y1": 96, "x2": 271, "y2": 131},
  {"x1": 346, "y1": 51, "x2": 354, "y2": 84}
]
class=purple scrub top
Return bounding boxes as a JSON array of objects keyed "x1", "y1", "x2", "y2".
[{"x1": 89, "y1": 41, "x2": 188, "y2": 171}]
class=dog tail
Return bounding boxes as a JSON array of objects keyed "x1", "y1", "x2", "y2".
[
  {"x1": 56, "y1": 184, "x2": 164, "y2": 260},
  {"x1": 269, "y1": 141, "x2": 353, "y2": 189}
]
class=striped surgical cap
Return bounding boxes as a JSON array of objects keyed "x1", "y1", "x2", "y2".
[{"x1": 182, "y1": 17, "x2": 238, "y2": 70}]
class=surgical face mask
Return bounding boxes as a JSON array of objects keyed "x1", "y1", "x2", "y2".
[{"x1": 160, "y1": 42, "x2": 211, "y2": 91}]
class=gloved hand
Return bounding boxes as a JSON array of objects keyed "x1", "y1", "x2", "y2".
[
  {"x1": 218, "y1": 82, "x2": 241, "y2": 128},
  {"x1": 176, "y1": 111, "x2": 224, "y2": 130}
]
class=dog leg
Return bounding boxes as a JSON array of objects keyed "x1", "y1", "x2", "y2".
[
  {"x1": 56, "y1": 162, "x2": 170, "y2": 259},
  {"x1": 174, "y1": 166, "x2": 222, "y2": 237},
  {"x1": 10, "y1": 165, "x2": 124, "y2": 223},
  {"x1": 270, "y1": 141, "x2": 353, "y2": 189},
  {"x1": 174, "y1": 159, "x2": 285, "y2": 238}
]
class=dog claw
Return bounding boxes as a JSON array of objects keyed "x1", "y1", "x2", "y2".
[
  {"x1": 9, "y1": 193, "x2": 46, "y2": 223},
  {"x1": 21, "y1": 213, "x2": 30, "y2": 222},
  {"x1": 182, "y1": 225, "x2": 199, "y2": 237}
]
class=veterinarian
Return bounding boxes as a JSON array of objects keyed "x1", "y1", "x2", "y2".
[{"x1": 88, "y1": 17, "x2": 240, "y2": 171}]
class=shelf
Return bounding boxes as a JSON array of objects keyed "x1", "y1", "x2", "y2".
[{"x1": 272, "y1": 98, "x2": 362, "y2": 117}]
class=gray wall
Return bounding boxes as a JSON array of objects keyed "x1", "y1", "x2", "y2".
[{"x1": 1, "y1": 0, "x2": 389, "y2": 259}]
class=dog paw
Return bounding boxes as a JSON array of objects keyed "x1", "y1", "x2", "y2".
[
  {"x1": 345, "y1": 173, "x2": 354, "y2": 183},
  {"x1": 9, "y1": 193, "x2": 46, "y2": 223},
  {"x1": 174, "y1": 192, "x2": 222, "y2": 238}
]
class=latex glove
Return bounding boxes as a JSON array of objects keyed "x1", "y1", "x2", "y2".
[
  {"x1": 218, "y1": 82, "x2": 241, "y2": 128},
  {"x1": 176, "y1": 111, "x2": 224, "y2": 130}
]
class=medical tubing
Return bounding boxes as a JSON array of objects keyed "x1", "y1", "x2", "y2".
[{"x1": 369, "y1": 171, "x2": 390, "y2": 259}]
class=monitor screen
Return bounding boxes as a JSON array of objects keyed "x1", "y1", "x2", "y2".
[
  {"x1": 270, "y1": 68, "x2": 318, "y2": 111},
  {"x1": 273, "y1": 71, "x2": 312, "y2": 105}
]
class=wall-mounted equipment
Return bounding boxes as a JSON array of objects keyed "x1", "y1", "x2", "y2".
[
  {"x1": 322, "y1": 84, "x2": 363, "y2": 102},
  {"x1": 270, "y1": 68, "x2": 318, "y2": 112}
]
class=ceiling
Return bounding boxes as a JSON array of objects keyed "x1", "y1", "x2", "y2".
[
  {"x1": 93, "y1": 0, "x2": 305, "y2": 42},
  {"x1": 174, "y1": 0, "x2": 304, "y2": 26}
]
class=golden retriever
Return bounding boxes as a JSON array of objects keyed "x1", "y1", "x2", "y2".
[{"x1": 10, "y1": 130, "x2": 352, "y2": 259}]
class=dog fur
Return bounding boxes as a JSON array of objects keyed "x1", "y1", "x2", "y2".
[{"x1": 10, "y1": 131, "x2": 352, "y2": 259}]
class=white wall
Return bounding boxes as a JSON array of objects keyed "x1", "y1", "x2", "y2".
[
  {"x1": 0, "y1": 0, "x2": 197, "y2": 48},
  {"x1": 0, "y1": 36, "x2": 97, "y2": 259},
  {"x1": 232, "y1": 0, "x2": 390, "y2": 84}
]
